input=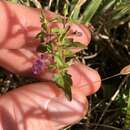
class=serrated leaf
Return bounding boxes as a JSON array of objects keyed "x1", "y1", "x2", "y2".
[
  {"x1": 53, "y1": 72, "x2": 72, "y2": 101},
  {"x1": 63, "y1": 72, "x2": 72, "y2": 100}
]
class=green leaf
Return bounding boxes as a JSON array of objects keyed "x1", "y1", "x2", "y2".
[
  {"x1": 63, "y1": 50, "x2": 73, "y2": 57},
  {"x1": 62, "y1": 38, "x2": 73, "y2": 47},
  {"x1": 36, "y1": 32, "x2": 45, "y2": 42},
  {"x1": 80, "y1": 0, "x2": 103, "y2": 24},
  {"x1": 37, "y1": 44, "x2": 47, "y2": 53},
  {"x1": 100, "y1": 0, "x2": 117, "y2": 13},
  {"x1": 51, "y1": 28, "x2": 70, "y2": 44},
  {"x1": 59, "y1": 27, "x2": 70, "y2": 42},
  {"x1": 63, "y1": 72, "x2": 72, "y2": 100},
  {"x1": 63, "y1": 3, "x2": 69, "y2": 16},
  {"x1": 37, "y1": 43, "x2": 53, "y2": 53},
  {"x1": 65, "y1": 41, "x2": 86, "y2": 49},
  {"x1": 72, "y1": 42, "x2": 86, "y2": 48},
  {"x1": 54, "y1": 54, "x2": 64, "y2": 67},
  {"x1": 48, "y1": 64, "x2": 56, "y2": 70},
  {"x1": 51, "y1": 28, "x2": 65, "y2": 34},
  {"x1": 46, "y1": 43, "x2": 53, "y2": 53},
  {"x1": 61, "y1": 39, "x2": 86, "y2": 49},
  {"x1": 54, "y1": 51, "x2": 70, "y2": 69},
  {"x1": 53, "y1": 72, "x2": 72, "y2": 101},
  {"x1": 53, "y1": 74, "x2": 64, "y2": 88},
  {"x1": 40, "y1": 12, "x2": 48, "y2": 30}
]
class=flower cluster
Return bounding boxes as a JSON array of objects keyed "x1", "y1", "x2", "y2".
[{"x1": 32, "y1": 55, "x2": 44, "y2": 75}]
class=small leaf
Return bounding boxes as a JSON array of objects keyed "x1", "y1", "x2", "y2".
[
  {"x1": 53, "y1": 72, "x2": 72, "y2": 101},
  {"x1": 69, "y1": 41, "x2": 86, "y2": 48},
  {"x1": 37, "y1": 44, "x2": 47, "y2": 53},
  {"x1": 36, "y1": 32, "x2": 45, "y2": 42},
  {"x1": 37, "y1": 43, "x2": 53, "y2": 53},
  {"x1": 40, "y1": 12, "x2": 48, "y2": 30},
  {"x1": 53, "y1": 73, "x2": 64, "y2": 88},
  {"x1": 54, "y1": 54, "x2": 64, "y2": 68},
  {"x1": 63, "y1": 72, "x2": 72, "y2": 100},
  {"x1": 63, "y1": 50, "x2": 73, "y2": 57},
  {"x1": 51, "y1": 28, "x2": 65, "y2": 34},
  {"x1": 59, "y1": 26, "x2": 70, "y2": 42},
  {"x1": 63, "y1": 3, "x2": 69, "y2": 16},
  {"x1": 48, "y1": 64, "x2": 56, "y2": 70},
  {"x1": 62, "y1": 38, "x2": 73, "y2": 47},
  {"x1": 46, "y1": 43, "x2": 53, "y2": 53}
]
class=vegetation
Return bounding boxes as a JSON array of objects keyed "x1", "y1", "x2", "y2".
[{"x1": 1, "y1": 0, "x2": 130, "y2": 129}]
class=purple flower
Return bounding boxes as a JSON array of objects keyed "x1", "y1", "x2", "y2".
[{"x1": 32, "y1": 55, "x2": 44, "y2": 75}]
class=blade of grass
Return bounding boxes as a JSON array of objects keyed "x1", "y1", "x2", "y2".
[
  {"x1": 112, "y1": 1, "x2": 130, "y2": 20},
  {"x1": 79, "y1": 0, "x2": 103, "y2": 24},
  {"x1": 100, "y1": 0, "x2": 117, "y2": 13},
  {"x1": 70, "y1": 0, "x2": 87, "y2": 20}
]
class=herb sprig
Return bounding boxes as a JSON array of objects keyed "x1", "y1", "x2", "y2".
[{"x1": 35, "y1": 11, "x2": 86, "y2": 101}]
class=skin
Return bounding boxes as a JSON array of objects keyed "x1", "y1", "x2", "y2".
[{"x1": 0, "y1": 1, "x2": 101, "y2": 130}]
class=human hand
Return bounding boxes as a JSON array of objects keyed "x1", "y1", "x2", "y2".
[{"x1": 0, "y1": 1, "x2": 101, "y2": 130}]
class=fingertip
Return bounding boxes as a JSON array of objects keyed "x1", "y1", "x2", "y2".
[
  {"x1": 68, "y1": 63, "x2": 101, "y2": 96},
  {"x1": 68, "y1": 24, "x2": 91, "y2": 46}
]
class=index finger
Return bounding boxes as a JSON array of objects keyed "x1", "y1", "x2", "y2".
[{"x1": 0, "y1": 0, "x2": 91, "y2": 49}]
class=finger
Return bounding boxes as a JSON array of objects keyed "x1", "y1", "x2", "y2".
[
  {"x1": 0, "y1": 49, "x2": 36, "y2": 74},
  {"x1": 68, "y1": 63, "x2": 101, "y2": 96},
  {"x1": 0, "y1": 49, "x2": 55, "y2": 80},
  {"x1": 47, "y1": 85, "x2": 88, "y2": 129},
  {"x1": 0, "y1": 0, "x2": 90, "y2": 49},
  {"x1": 39, "y1": 63, "x2": 101, "y2": 96},
  {"x1": 0, "y1": 49, "x2": 101, "y2": 95},
  {"x1": 0, "y1": 82, "x2": 87, "y2": 130}
]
